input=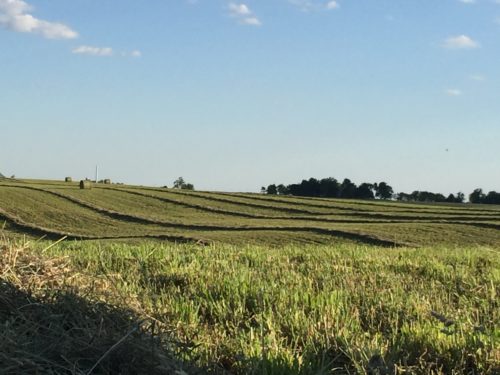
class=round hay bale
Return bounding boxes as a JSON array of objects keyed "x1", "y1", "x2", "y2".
[
  {"x1": 79, "y1": 180, "x2": 92, "y2": 190},
  {"x1": 65, "y1": 177, "x2": 72, "y2": 182},
  {"x1": 104, "y1": 179, "x2": 111, "y2": 184}
]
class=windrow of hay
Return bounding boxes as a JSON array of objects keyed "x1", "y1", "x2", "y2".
[{"x1": 0, "y1": 235, "x2": 210, "y2": 374}]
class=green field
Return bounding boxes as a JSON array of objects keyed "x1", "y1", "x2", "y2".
[
  {"x1": 0, "y1": 179, "x2": 499, "y2": 374},
  {"x1": 1, "y1": 179, "x2": 499, "y2": 246}
]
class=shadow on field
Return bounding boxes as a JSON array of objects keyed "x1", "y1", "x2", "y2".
[{"x1": 0, "y1": 281, "x2": 206, "y2": 375}]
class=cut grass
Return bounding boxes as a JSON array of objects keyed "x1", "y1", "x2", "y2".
[
  {"x1": 1, "y1": 179, "x2": 499, "y2": 246},
  {"x1": 3, "y1": 236, "x2": 497, "y2": 374}
]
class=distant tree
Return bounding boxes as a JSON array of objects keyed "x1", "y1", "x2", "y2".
[
  {"x1": 355, "y1": 183, "x2": 375, "y2": 199},
  {"x1": 396, "y1": 192, "x2": 411, "y2": 201},
  {"x1": 260, "y1": 186, "x2": 267, "y2": 194},
  {"x1": 173, "y1": 177, "x2": 185, "y2": 189},
  {"x1": 374, "y1": 182, "x2": 393, "y2": 200},
  {"x1": 173, "y1": 177, "x2": 194, "y2": 190},
  {"x1": 319, "y1": 178, "x2": 340, "y2": 198},
  {"x1": 339, "y1": 179, "x2": 357, "y2": 199},
  {"x1": 266, "y1": 184, "x2": 278, "y2": 195},
  {"x1": 469, "y1": 188, "x2": 485, "y2": 204},
  {"x1": 483, "y1": 191, "x2": 500, "y2": 204},
  {"x1": 287, "y1": 183, "x2": 302, "y2": 196},
  {"x1": 456, "y1": 192, "x2": 465, "y2": 203},
  {"x1": 277, "y1": 184, "x2": 288, "y2": 195}
]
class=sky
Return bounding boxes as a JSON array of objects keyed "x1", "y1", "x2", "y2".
[{"x1": 0, "y1": 0, "x2": 499, "y2": 194}]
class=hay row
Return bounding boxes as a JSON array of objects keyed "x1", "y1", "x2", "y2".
[
  {"x1": 0, "y1": 207, "x2": 200, "y2": 243},
  {"x1": 165, "y1": 188, "x2": 500, "y2": 216},
  {"x1": 117, "y1": 187, "x2": 500, "y2": 223},
  {"x1": 0, "y1": 185, "x2": 411, "y2": 247}
]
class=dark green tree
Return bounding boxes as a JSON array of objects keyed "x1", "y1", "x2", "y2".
[
  {"x1": 277, "y1": 184, "x2": 288, "y2": 195},
  {"x1": 173, "y1": 177, "x2": 194, "y2": 190},
  {"x1": 355, "y1": 183, "x2": 375, "y2": 199},
  {"x1": 266, "y1": 184, "x2": 278, "y2": 195},
  {"x1": 374, "y1": 182, "x2": 393, "y2": 200},
  {"x1": 339, "y1": 179, "x2": 357, "y2": 198},
  {"x1": 469, "y1": 188, "x2": 485, "y2": 203}
]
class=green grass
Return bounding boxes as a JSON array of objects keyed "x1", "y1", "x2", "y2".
[
  {"x1": 7, "y1": 239, "x2": 497, "y2": 374},
  {"x1": 1, "y1": 178, "x2": 499, "y2": 373}
]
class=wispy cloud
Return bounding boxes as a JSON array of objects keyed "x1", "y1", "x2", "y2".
[
  {"x1": 470, "y1": 74, "x2": 486, "y2": 81},
  {"x1": 130, "y1": 50, "x2": 142, "y2": 58},
  {"x1": 289, "y1": 0, "x2": 340, "y2": 12},
  {"x1": 443, "y1": 35, "x2": 479, "y2": 49},
  {"x1": 72, "y1": 45, "x2": 113, "y2": 57},
  {"x1": 326, "y1": 1, "x2": 340, "y2": 10},
  {"x1": 458, "y1": 0, "x2": 476, "y2": 4},
  {"x1": 228, "y1": 3, "x2": 261, "y2": 26},
  {"x1": 445, "y1": 89, "x2": 463, "y2": 96},
  {"x1": 72, "y1": 45, "x2": 142, "y2": 58},
  {"x1": 0, "y1": 0, "x2": 77, "y2": 39}
]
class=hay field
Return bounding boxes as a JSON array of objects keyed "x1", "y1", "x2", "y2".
[
  {"x1": 0, "y1": 179, "x2": 499, "y2": 373},
  {"x1": 0, "y1": 179, "x2": 499, "y2": 247}
]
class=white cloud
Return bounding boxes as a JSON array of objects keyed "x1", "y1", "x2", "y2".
[
  {"x1": 228, "y1": 3, "x2": 251, "y2": 16},
  {"x1": 241, "y1": 17, "x2": 261, "y2": 26},
  {"x1": 458, "y1": 0, "x2": 476, "y2": 4},
  {"x1": 289, "y1": 0, "x2": 340, "y2": 12},
  {"x1": 326, "y1": 1, "x2": 339, "y2": 10},
  {"x1": 445, "y1": 89, "x2": 463, "y2": 96},
  {"x1": 228, "y1": 3, "x2": 261, "y2": 26},
  {"x1": 72, "y1": 45, "x2": 113, "y2": 57},
  {"x1": 73, "y1": 46, "x2": 143, "y2": 58},
  {"x1": 0, "y1": 0, "x2": 77, "y2": 39},
  {"x1": 443, "y1": 35, "x2": 479, "y2": 49}
]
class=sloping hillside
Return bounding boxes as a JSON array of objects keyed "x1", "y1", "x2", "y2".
[{"x1": 1, "y1": 179, "x2": 499, "y2": 247}]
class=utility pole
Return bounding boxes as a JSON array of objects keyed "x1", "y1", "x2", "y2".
[{"x1": 95, "y1": 165, "x2": 98, "y2": 183}]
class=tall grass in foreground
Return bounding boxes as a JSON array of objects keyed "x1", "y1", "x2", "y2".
[{"x1": 2, "y1": 237, "x2": 499, "y2": 374}]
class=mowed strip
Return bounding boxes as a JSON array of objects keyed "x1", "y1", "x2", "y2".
[
  {"x1": 183, "y1": 190, "x2": 500, "y2": 217},
  {"x1": 0, "y1": 186, "x2": 201, "y2": 240},
  {"x1": 0, "y1": 185, "x2": 404, "y2": 246},
  {"x1": 1, "y1": 181, "x2": 498, "y2": 246},
  {"x1": 124, "y1": 186, "x2": 500, "y2": 222}
]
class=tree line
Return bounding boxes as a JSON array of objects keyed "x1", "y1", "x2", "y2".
[{"x1": 261, "y1": 177, "x2": 500, "y2": 204}]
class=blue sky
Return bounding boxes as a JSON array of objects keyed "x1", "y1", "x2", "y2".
[{"x1": 0, "y1": 0, "x2": 499, "y2": 194}]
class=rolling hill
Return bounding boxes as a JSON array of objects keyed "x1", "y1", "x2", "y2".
[{"x1": 1, "y1": 179, "x2": 499, "y2": 247}]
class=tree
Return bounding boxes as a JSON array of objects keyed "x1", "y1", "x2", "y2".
[
  {"x1": 173, "y1": 177, "x2": 194, "y2": 190},
  {"x1": 484, "y1": 191, "x2": 500, "y2": 204},
  {"x1": 319, "y1": 178, "x2": 340, "y2": 198},
  {"x1": 277, "y1": 184, "x2": 288, "y2": 195},
  {"x1": 469, "y1": 188, "x2": 485, "y2": 204},
  {"x1": 374, "y1": 182, "x2": 393, "y2": 200},
  {"x1": 173, "y1": 177, "x2": 185, "y2": 189},
  {"x1": 339, "y1": 179, "x2": 357, "y2": 198},
  {"x1": 355, "y1": 183, "x2": 375, "y2": 199},
  {"x1": 266, "y1": 184, "x2": 278, "y2": 195}
]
